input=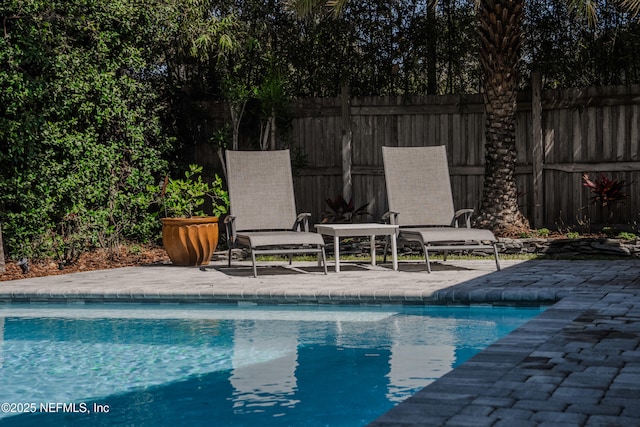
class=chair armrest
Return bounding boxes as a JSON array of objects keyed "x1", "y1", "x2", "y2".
[
  {"x1": 224, "y1": 215, "x2": 237, "y2": 243},
  {"x1": 294, "y1": 213, "x2": 311, "y2": 232},
  {"x1": 382, "y1": 211, "x2": 400, "y2": 225},
  {"x1": 452, "y1": 209, "x2": 474, "y2": 228}
]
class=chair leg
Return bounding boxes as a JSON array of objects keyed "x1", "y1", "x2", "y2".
[
  {"x1": 321, "y1": 247, "x2": 328, "y2": 275},
  {"x1": 493, "y1": 243, "x2": 501, "y2": 271},
  {"x1": 251, "y1": 251, "x2": 258, "y2": 278},
  {"x1": 228, "y1": 245, "x2": 232, "y2": 268},
  {"x1": 383, "y1": 236, "x2": 389, "y2": 264},
  {"x1": 423, "y1": 245, "x2": 432, "y2": 273}
]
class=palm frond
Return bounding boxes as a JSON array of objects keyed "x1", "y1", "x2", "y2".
[
  {"x1": 620, "y1": 0, "x2": 640, "y2": 17},
  {"x1": 285, "y1": 0, "x2": 327, "y2": 17},
  {"x1": 326, "y1": 0, "x2": 349, "y2": 16},
  {"x1": 286, "y1": 0, "x2": 348, "y2": 17},
  {"x1": 566, "y1": 0, "x2": 599, "y2": 25}
]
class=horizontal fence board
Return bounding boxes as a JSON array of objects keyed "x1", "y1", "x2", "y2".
[{"x1": 545, "y1": 162, "x2": 640, "y2": 172}]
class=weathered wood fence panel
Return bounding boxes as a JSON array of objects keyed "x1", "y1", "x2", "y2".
[
  {"x1": 291, "y1": 83, "x2": 640, "y2": 230},
  {"x1": 540, "y1": 85, "x2": 640, "y2": 227}
]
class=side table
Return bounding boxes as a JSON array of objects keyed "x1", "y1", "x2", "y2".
[{"x1": 314, "y1": 223, "x2": 399, "y2": 272}]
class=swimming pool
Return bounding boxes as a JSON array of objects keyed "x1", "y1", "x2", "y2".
[{"x1": 0, "y1": 304, "x2": 544, "y2": 426}]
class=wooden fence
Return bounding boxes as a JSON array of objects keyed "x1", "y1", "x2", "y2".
[{"x1": 290, "y1": 80, "x2": 640, "y2": 230}]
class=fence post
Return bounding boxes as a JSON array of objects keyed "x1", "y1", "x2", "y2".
[
  {"x1": 341, "y1": 82, "x2": 352, "y2": 201},
  {"x1": 531, "y1": 72, "x2": 544, "y2": 229}
]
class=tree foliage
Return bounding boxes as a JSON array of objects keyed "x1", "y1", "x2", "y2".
[
  {"x1": 0, "y1": 0, "x2": 171, "y2": 261},
  {"x1": 525, "y1": 0, "x2": 640, "y2": 87},
  {"x1": 173, "y1": 0, "x2": 640, "y2": 102}
]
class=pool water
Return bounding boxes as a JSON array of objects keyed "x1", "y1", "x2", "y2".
[{"x1": 0, "y1": 304, "x2": 544, "y2": 426}]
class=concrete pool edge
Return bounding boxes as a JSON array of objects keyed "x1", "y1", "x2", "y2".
[{"x1": 0, "y1": 259, "x2": 583, "y2": 306}]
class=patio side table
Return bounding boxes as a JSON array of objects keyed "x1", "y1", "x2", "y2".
[{"x1": 314, "y1": 223, "x2": 399, "y2": 272}]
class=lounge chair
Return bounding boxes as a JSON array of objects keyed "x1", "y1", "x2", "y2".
[
  {"x1": 382, "y1": 145, "x2": 500, "y2": 273},
  {"x1": 225, "y1": 149, "x2": 328, "y2": 277}
]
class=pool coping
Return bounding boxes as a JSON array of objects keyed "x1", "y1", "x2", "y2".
[{"x1": 2, "y1": 258, "x2": 640, "y2": 426}]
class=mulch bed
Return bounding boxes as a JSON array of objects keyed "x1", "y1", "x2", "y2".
[{"x1": 0, "y1": 245, "x2": 170, "y2": 282}]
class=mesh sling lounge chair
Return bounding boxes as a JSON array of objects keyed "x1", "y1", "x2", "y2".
[
  {"x1": 225, "y1": 149, "x2": 327, "y2": 277},
  {"x1": 382, "y1": 145, "x2": 500, "y2": 273}
]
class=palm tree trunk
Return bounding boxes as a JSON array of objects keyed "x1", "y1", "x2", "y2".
[{"x1": 475, "y1": 0, "x2": 529, "y2": 234}]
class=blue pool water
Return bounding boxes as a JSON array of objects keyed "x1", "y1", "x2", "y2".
[{"x1": 0, "y1": 304, "x2": 544, "y2": 426}]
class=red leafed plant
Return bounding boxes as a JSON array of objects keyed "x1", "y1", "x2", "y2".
[{"x1": 582, "y1": 173, "x2": 630, "y2": 208}]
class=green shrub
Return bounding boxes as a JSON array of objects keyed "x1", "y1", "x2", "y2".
[
  {"x1": 536, "y1": 228, "x2": 550, "y2": 238},
  {"x1": 0, "y1": 1, "x2": 170, "y2": 261},
  {"x1": 616, "y1": 231, "x2": 637, "y2": 241}
]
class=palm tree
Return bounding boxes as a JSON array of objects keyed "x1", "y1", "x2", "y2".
[
  {"x1": 474, "y1": 0, "x2": 529, "y2": 234},
  {"x1": 290, "y1": 0, "x2": 640, "y2": 234}
]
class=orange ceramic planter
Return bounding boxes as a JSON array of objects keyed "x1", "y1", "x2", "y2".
[{"x1": 161, "y1": 217, "x2": 219, "y2": 266}]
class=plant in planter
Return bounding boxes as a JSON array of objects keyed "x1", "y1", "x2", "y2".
[{"x1": 152, "y1": 164, "x2": 229, "y2": 266}]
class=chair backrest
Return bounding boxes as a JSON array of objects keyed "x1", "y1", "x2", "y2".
[
  {"x1": 382, "y1": 145, "x2": 456, "y2": 227},
  {"x1": 226, "y1": 150, "x2": 298, "y2": 231}
]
